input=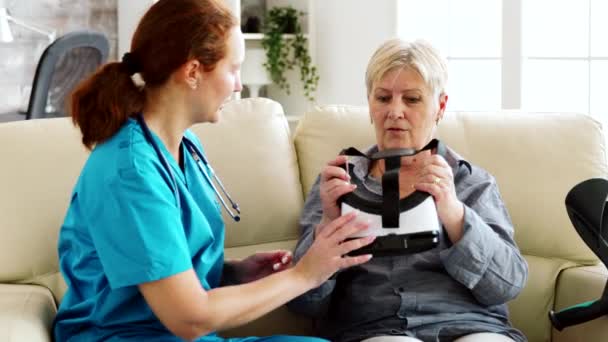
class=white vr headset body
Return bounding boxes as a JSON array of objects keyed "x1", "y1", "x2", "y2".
[
  {"x1": 339, "y1": 139, "x2": 445, "y2": 256},
  {"x1": 343, "y1": 197, "x2": 441, "y2": 238}
]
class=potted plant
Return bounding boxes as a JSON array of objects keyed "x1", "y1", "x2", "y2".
[{"x1": 261, "y1": 6, "x2": 319, "y2": 102}]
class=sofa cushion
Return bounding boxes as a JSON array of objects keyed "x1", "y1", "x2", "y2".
[
  {"x1": 436, "y1": 111, "x2": 607, "y2": 264},
  {"x1": 508, "y1": 255, "x2": 574, "y2": 342},
  {"x1": 0, "y1": 119, "x2": 86, "y2": 301},
  {"x1": 294, "y1": 106, "x2": 607, "y2": 263},
  {"x1": 223, "y1": 239, "x2": 313, "y2": 337},
  {"x1": 0, "y1": 284, "x2": 57, "y2": 342},
  {"x1": 225, "y1": 239, "x2": 298, "y2": 260},
  {"x1": 294, "y1": 104, "x2": 374, "y2": 198},
  {"x1": 190, "y1": 98, "x2": 304, "y2": 247}
]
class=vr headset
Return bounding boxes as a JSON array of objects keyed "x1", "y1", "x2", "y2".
[{"x1": 339, "y1": 139, "x2": 445, "y2": 257}]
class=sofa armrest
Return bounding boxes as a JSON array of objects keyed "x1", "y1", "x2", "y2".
[
  {"x1": 0, "y1": 284, "x2": 57, "y2": 342},
  {"x1": 552, "y1": 264, "x2": 608, "y2": 342}
]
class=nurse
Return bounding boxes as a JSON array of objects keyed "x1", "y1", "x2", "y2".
[{"x1": 53, "y1": 0, "x2": 375, "y2": 341}]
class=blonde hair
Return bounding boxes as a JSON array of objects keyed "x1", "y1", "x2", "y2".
[{"x1": 365, "y1": 38, "x2": 448, "y2": 98}]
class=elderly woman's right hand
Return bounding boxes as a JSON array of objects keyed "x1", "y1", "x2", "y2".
[
  {"x1": 295, "y1": 211, "x2": 374, "y2": 288},
  {"x1": 318, "y1": 155, "x2": 357, "y2": 227}
]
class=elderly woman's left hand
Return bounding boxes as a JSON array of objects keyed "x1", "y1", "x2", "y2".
[{"x1": 413, "y1": 153, "x2": 465, "y2": 243}]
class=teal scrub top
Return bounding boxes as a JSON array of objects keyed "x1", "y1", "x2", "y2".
[{"x1": 54, "y1": 118, "x2": 225, "y2": 341}]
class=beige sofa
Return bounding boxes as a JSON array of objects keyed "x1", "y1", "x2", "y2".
[{"x1": 0, "y1": 98, "x2": 607, "y2": 342}]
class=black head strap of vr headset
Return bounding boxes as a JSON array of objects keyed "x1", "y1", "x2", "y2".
[{"x1": 339, "y1": 139, "x2": 446, "y2": 228}]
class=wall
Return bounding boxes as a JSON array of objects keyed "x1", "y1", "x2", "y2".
[
  {"x1": 117, "y1": 0, "x2": 154, "y2": 57},
  {"x1": 0, "y1": 0, "x2": 117, "y2": 116},
  {"x1": 0, "y1": 0, "x2": 398, "y2": 117},
  {"x1": 314, "y1": 0, "x2": 397, "y2": 108},
  {"x1": 264, "y1": 0, "x2": 398, "y2": 116}
]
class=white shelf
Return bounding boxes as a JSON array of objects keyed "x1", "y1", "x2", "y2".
[
  {"x1": 226, "y1": 0, "x2": 316, "y2": 117},
  {"x1": 244, "y1": 33, "x2": 309, "y2": 40},
  {"x1": 244, "y1": 33, "x2": 264, "y2": 40}
]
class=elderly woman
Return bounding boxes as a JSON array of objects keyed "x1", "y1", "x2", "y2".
[{"x1": 287, "y1": 39, "x2": 528, "y2": 342}]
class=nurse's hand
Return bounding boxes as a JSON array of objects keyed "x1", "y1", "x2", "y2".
[
  {"x1": 231, "y1": 250, "x2": 293, "y2": 284},
  {"x1": 295, "y1": 211, "x2": 374, "y2": 288}
]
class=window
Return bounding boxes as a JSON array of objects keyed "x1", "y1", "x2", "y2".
[
  {"x1": 397, "y1": 0, "x2": 608, "y2": 121},
  {"x1": 397, "y1": 0, "x2": 502, "y2": 112}
]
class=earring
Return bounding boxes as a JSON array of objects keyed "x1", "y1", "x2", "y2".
[{"x1": 190, "y1": 79, "x2": 199, "y2": 90}]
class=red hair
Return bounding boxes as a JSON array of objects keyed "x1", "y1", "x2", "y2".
[{"x1": 71, "y1": 0, "x2": 237, "y2": 149}]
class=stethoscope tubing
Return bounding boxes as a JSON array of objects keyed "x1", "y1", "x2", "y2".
[{"x1": 136, "y1": 113, "x2": 240, "y2": 221}]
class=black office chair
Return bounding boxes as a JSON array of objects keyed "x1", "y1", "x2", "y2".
[{"x1": 26, "y1": 30, "x2": 110, "y2": 120}]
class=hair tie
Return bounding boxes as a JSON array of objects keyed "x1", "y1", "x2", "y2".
[{"x1": 121, "y1": 52, "x2": 140, "y2": 75}]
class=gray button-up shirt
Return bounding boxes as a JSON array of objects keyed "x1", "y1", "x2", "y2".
[{"x1": 288, "y1": 144, "x2": 528, "y2": 342}]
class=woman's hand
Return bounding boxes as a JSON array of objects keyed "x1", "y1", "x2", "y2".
[
  {"x1": 295, "y1": 211, "x2": 375, "y2": 288},
  {"x1": 318, "y1": 155, "x2": 357, "y2": 228},
  {"x1": 230, "y1": 250, "x2": 293, "y2": 284},
  {"x1": 413, "y1": 153, "x2": 465, "y2": 243}
]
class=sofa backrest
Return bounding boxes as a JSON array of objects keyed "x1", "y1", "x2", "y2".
[
  {"x1": 0, "y1": 98, "x2": 303, "y2": 303},
  {"x1": 2, "y1": 100, "x2": 606, "y2": 341},
  {"x1": 0, "y1": 118, "x2": 87, "y2": 301},
  {"x1": 294, "y1": 106, "x2": 607, "y2": 263},
  {"x1": 189, "y1": 98, "x2": 304, "y2": 247},
  {"x1": 294, "y1": 105, "x2": 608, "y2": 342}
]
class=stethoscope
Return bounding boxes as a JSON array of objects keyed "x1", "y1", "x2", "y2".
[{"x1": 136, "y1": 113, "x2": 241, "y2": 222}]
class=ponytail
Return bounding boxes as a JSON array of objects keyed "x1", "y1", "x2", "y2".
[
  {"x1": 71, "y1": 0, "x2": 236, "y2": 150},
  {"x1": 70, "y1": 61, "x2": 144, "y2": 150}
]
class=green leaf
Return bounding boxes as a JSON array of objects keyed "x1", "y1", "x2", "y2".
[{"x1": 260, "y1": 6, "x2": 319, "y2": 102}]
